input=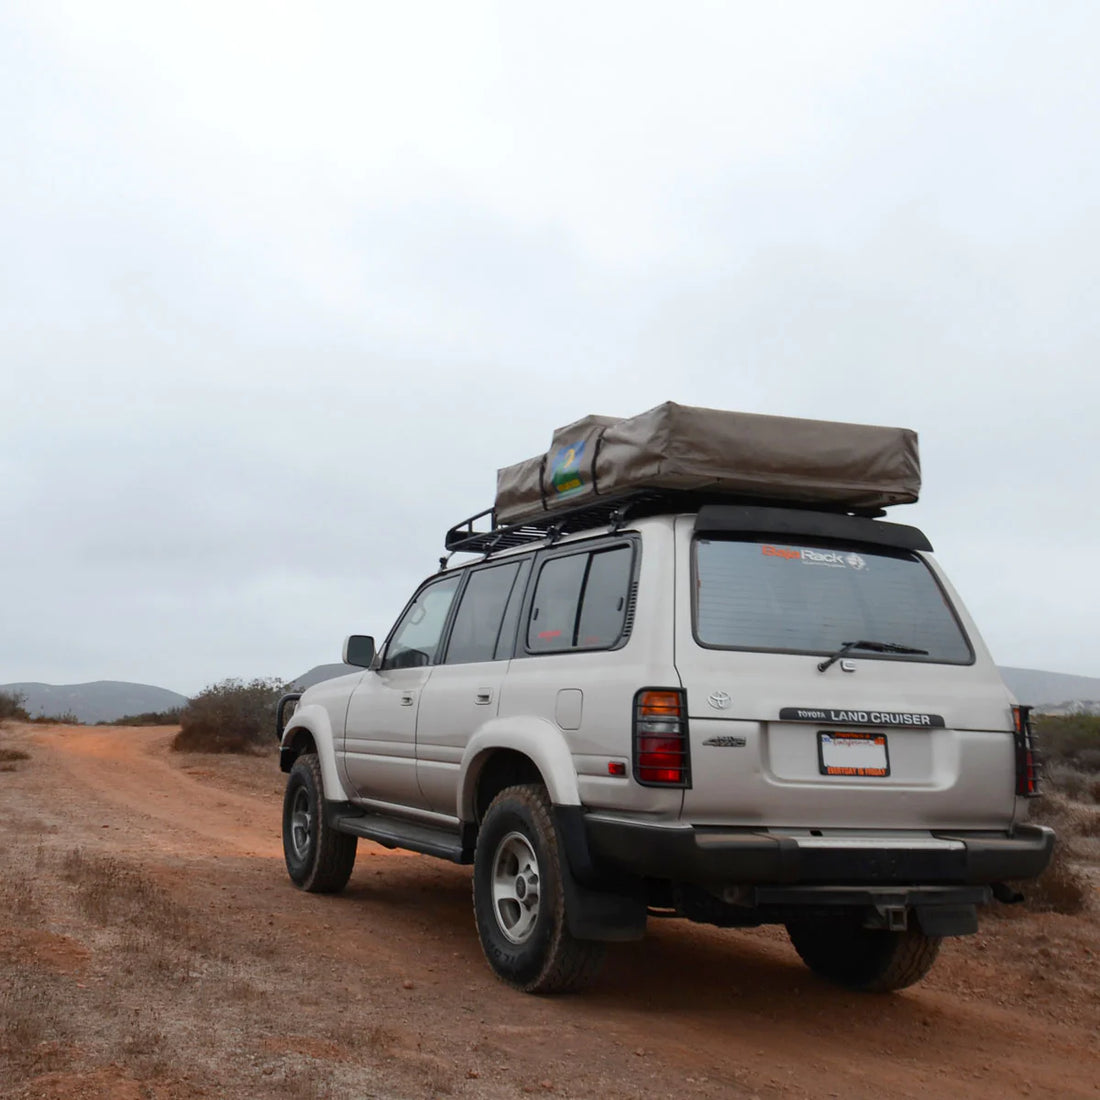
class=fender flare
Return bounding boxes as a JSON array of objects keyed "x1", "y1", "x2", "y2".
[
  {"x1": 280, "y1": 704, "x2": 353, "y2": 802},
  {"x1": 458, "y1": 716, "x2": 581, "y2": 821}
]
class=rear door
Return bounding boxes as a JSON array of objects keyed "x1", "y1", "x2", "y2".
[
  {"x1": 674, "y1": 517, "x2": 1017, "y2": 829},
  {"x1": 415, "y1": 558, "x2": 529, "y2": 816}
]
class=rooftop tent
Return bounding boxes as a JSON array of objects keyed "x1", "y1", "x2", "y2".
[{"x1": 495, "y1": 402, "x2": 920, "y2": 525}]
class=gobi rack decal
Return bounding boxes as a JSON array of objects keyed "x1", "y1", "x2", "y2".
[{"x1": 779, "y1": 707, "x2": 945, "y2": 728}]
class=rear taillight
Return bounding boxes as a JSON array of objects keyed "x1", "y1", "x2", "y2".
[
  {"x1": 633, "y1": 689, "x2": 691, "y2": 787},
  {"x1": 1013, "y1": 704, "x2": 1041, "y2": 798}
]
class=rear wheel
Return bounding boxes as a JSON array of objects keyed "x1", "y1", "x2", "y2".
[
  {"x1": 282, "y1": 753, "x2": 357, "y2": 893},
  {"x1": 785, "y1": 917, "x2": 941, "y2": 992},
  {"x1": 473, "y1": 784, "x2": 604, "y2": 993}
]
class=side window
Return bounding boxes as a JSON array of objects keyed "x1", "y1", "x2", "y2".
[
  {"x1": 445, "y1": 562, "x2": 521, "y2": 665},
  {"x1": 382, "y1": 575, "x2": 461, "y2": 670},
  {"x1": 494, "y1": 558, "x2": 532, "y2": 660},
  {"x1": 576, "y1": 545, "x2": 632, "y2": 648},
  {"x1": 527, "y1": 544, "x2": 634, "y2": 654},
  {"x1": 527, "y1": 554, "x2": 588, "y2": 652}
]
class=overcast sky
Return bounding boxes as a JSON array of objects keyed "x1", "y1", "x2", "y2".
[{"x1": 3, "y1": 1, "x2": 1098, "y2": 696}]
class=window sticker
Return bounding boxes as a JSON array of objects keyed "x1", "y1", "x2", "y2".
[
  {"x1": 551, "y1": 440, "x2": 586, "y2": 497},
  {"x1": 760, "y1": 545, "x2": 869, "y2": 571}
]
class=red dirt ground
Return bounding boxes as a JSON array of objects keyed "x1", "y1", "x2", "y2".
[{"x1": 1, "y1": 723, "x2": 1097, "y2": 1099}]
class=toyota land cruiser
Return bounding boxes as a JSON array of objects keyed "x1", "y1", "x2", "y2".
[{"x1": 277, "y1": 488, "x2": 1052, "y2": 994}]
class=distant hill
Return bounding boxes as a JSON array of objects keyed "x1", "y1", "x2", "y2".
[
  {"x1": 0, "y1": 681, "x2": 188, "y2": 725},
  {"x1": 997, "y1": 667, "x2": 1100, "y2": 714}
]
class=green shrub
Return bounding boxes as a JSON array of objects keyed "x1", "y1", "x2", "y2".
[
  {"x1": 171, "y1": 678, "x2": 285, "y2": 754},
  {"x1": 0, "y1": 690, "x2": 29, "y2": 723},
  {"x1": 100, "y1": 709, "x2": 184, "y2": 727},
  {"x1": 1034, "y1": 714, "x2": 1100, "y2": 771}
]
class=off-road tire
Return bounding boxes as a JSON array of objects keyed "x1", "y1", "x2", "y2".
[
  {"x1": 473, "y1": 784, "x2": 605, "y2": 994},
  {"x1": 282, "y1": 753, "x2": 357, "y2": 893},
  {"x1": 785, "y1": 917, "x2": 942, "y2": 992}
]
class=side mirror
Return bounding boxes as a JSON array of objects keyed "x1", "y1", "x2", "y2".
[{"x1": 343, "y1": 635, "x2": 376, "y2": 668}]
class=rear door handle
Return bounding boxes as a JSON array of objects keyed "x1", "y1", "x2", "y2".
[
  {"x1": 475, "y1": 689, "x2": 493, "y2": 705},
  {"x1": 400, "y1": 693, "x2": 415, "y2": 707}
]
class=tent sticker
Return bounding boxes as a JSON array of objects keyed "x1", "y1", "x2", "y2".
[{"x1": 551, "y1": 440, "x2": 587, "y2": 497}]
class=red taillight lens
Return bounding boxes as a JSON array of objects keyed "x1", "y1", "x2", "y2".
[
  {"x1": 1012, "y1": 705, "x2": 1041, "y2": 797},
  {"x1": 633, "y1": 689, "x2": 690, "y2": 787}
]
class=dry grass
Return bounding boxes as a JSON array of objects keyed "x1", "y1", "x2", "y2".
[
  {"x1": 1045, "y1": 763, "x2": 1100, "y2": 805},
  {"x1": 0, "y1": 724, "x2": 31, "y2": 772},
  {"x1": 1015, "y1": 791, "x2": 1095, "y2": 915},
  {"x1": 0, "y1": 972, "x2": 72, "y2": 1071},
  {"x1": 0, "y1": 875, "x2": 43, "y2": 920},
  {"x1": 60, "y1": 849, "x2": 190, "y2": 943}
]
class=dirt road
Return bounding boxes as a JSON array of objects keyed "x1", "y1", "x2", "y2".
[{"x1": 1, "y1": 724, "x2": 1097, "y2": 1099}]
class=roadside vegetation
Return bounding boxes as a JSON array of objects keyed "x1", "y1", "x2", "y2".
[
  {"x1": 0, "y1": 690, "x2": 30, "y2": 723},
  {"x1": 171, "y1": 678, "x2": 286, "y2": 754},
  {"x1": 0, "y1": 691, "x2": 31, "y2": 771},
  {"x1": 1012, "y1": 714, "x2": 1100, "y2": 915},
  {"x1": 98, "y1": 708, "x2": 183, "y2": 727}
]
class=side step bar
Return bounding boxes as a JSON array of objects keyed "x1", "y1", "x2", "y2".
[{"x1": 329, "y1": 808, "x2": 473, "y2": 864}]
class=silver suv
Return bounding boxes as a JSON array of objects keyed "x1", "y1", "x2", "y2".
[{"x1": 277, "y1": 495, "x2": 1053, "y2": 994}]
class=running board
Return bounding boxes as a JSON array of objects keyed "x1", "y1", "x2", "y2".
[{"x1": 330, "y1": 810, "x2": 473, "y2": 864}]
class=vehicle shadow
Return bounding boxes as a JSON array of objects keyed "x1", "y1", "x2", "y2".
[{"x1": 331, "y1": 853, "x2": 945, "y2": 1029}]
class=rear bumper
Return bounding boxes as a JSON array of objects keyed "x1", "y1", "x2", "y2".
[{"x1": 578, "y1": 816, "x2": 1055, "y2": 887}]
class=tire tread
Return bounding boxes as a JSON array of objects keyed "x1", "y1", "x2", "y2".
[
  {"x1": 285, "y1": 754, "x2": 357, "y2": 894},
  {"x1": 786, "y1": 919, "x2": 941, "y2": 993},
  {"x1": 865, "y1": 927, "x2": 942, "y2": 993},
  {"x1": 474, "y1": 784, "x2": 604, "y2": 994}
]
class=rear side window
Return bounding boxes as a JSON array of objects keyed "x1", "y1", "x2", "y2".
[
  {"x1": 445, "y1": 562, "x2": 521, "y2": 664},
  {"x1": 527, "y1": 544, "x2": 633, "y2": 654},
  {"x1": 694, "y1": 538, "x2": 972, "y2": 664}
]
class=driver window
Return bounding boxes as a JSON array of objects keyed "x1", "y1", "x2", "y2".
[{"x1": 382, "y1": 575, "x2": 461, "y2": 670}]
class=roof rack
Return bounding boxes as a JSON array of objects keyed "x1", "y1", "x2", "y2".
[
  {"x1": 444, "y1": 490, "x2": 886, "y2": 556},
  {"x1": 444, "y1": 492, "x2": 662, "y2": 555}
]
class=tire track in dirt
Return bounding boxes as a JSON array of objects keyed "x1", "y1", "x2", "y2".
[{"x1": 34, "y1": 726, "x2": 283, "y2": 859}]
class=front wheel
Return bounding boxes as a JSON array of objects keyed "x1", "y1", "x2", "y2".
[
  {"x1": 472, "y1": 785, "x2": 604, "y2": 994},
  {"x1": 785, "y1": 917, "x2": 942, "y2": 992},
  {"x1": 282, "y1": 753, "x2": 357, "y2": 893}
]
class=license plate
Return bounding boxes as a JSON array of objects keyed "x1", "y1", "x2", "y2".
[{"x1": 818, "y1": 731, "x2": 890, "y2": 777}]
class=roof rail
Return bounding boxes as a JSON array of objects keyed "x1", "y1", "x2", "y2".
[{"x1": 444, "y1": 490, "x2": 885, "y2": 555}]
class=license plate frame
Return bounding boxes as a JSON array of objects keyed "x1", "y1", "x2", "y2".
[{"x1": 817, "y1": 731, "x2": 890, "y2": 777}]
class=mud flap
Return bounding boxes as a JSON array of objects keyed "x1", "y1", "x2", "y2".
[
  {"x1": 915, "y1": 904, "x2": 979, "y2": 937},
  {"x1": 553, "y1": 805, "x2": 647, "y2": 942},
  {"x1": 560, "y1": 871, "x2": 647, "y2": 941}
]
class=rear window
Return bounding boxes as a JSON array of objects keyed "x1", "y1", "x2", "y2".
[{"x1": 693, "y1": 538, "x2": 972, "y2": 664}]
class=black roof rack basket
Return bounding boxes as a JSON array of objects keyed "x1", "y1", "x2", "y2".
[
  {"x1": 444, "y1": 490, "x2": 885, "y2": 556},
  {"x1": 444, "y1": 492, "x2": 662, "y2": 555}
]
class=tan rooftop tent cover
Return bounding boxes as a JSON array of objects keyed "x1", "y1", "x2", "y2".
[{"x1": 495, "y1": 402, "x2": 920, "y2": 525}]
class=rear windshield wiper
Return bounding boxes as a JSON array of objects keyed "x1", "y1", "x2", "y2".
[{"x1": 817, "y1": 639, "x2": 930, "y2": 674}]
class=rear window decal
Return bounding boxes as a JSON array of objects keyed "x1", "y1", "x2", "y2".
[{"x1": 761, "y1": 545, "x2": 869, "y2": 571}]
